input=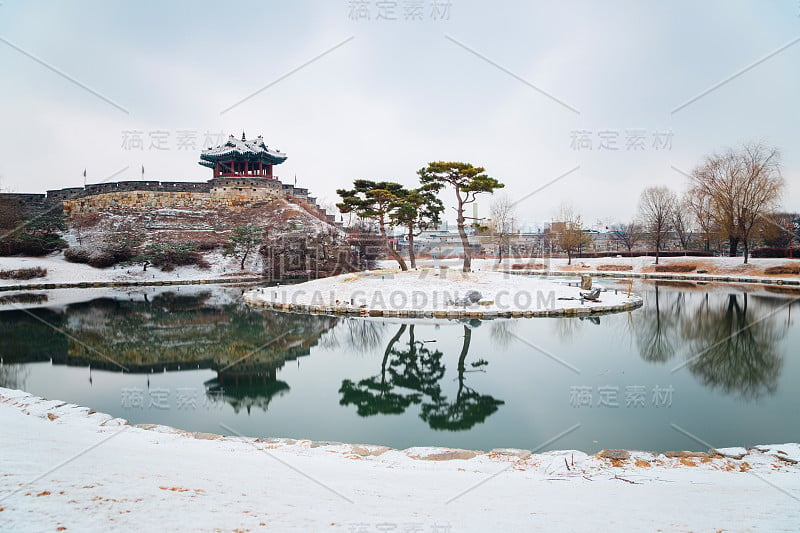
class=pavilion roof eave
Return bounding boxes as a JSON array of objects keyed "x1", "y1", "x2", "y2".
[{"x1": 199, "y1": 152, "x2": 287, "y2": 165}]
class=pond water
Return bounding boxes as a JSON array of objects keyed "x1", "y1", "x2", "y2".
[{"x1": 1, "y1": 280, "x2": 798, "y2": 453}]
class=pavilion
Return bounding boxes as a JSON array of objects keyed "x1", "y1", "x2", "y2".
[{"x1": 199, "y1": 132, "x2": 287, "y2": 179}]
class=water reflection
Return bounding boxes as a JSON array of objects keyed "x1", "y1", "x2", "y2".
[
  {"x1": 0, "y1": 289, "x2": 337, "y2": 412},
  {"x1": 683, "y1": 293, "x2": 784, "y2": 400},
  {"x1": 340, "y1": 322, "x2": 504, "y2": 430},
  {"x1": 633, "y1": 283, "x2": 794, "y2": 399},
  {"x1": 0, "y1": 282, "x2": 797, "y2": 449}
]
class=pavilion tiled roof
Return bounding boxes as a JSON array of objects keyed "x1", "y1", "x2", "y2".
[{"x1": 199, "y1": 134, "x2": 287, "y2": 168}]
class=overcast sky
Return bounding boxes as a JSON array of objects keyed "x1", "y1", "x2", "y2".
[{"x1": 1, "y1": 0, "x2": 797, "y2": 230}]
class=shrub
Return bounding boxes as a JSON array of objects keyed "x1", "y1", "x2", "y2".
[
  {"x1": 64, "y1": 246, "x2": 91, "y2": 263},
  {"x1": 88, "y1": 252, "x2": 116, "y2": 268},
  {"x1": 147, "y1": 242, "x2": 206, "y2": 271},
  {"x1": 13, "y1": 234, "x2": 67, "y2": 256},
  {"x1": 195, "y1": 240, "x2": 222, "y2": 251},
  {"x1": 0, "y1": 267, "x2": 48, "y2": 280},
  {"x1": 654, "y1": 264, "x2": 696, "y2": 273},
  {"x1": 764, "y1": 265, "x2": 800, "y2": 275},
  {"x1": 751, "y1": 247, "x2": 800, "y2": 258}
]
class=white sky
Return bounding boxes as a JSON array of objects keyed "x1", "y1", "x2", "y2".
[{"x1": 1, "y1": 0, "x2": 798, "y2": 230}]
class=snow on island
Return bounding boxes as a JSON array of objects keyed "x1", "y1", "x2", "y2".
[
  {"x1": 2, "y1": 388, "x2": 799, "y2": 532},
  {"x1": 243, "y1": 269, "x2": 643, "y2": 318}
]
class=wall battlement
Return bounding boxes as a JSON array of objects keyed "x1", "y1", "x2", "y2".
[{"x1": 1, "y1": 177, "x2": 340, "y2": 225}]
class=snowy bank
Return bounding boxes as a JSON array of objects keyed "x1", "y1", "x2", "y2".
[
  {"x1": 0, "y1": 252, "x2": 262, "y2": 292},
  {"x1": 388, "y1": 257, "x2": 800, "y2": 288},
  {"x1": 1, "y1": 388, "x2": 798, "y2": 532},
  {"x1": 243, "y1": 269, "x2": 643, "y2": 319}
]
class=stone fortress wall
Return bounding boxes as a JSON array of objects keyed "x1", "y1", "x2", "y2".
[{"x1": 1, "y1": 177, "x2": 337, "y2": 224}]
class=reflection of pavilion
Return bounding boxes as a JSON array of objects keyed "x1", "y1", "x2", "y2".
[
  {"x1": 0, "y1": 290, "x2": 338, "y2": 414},
  {"x1": 204, "y1": 369, "x2": 290, "y2": 415},
  {"x1": 203, "y1": 341, "x2": 316, "y2": 414}
]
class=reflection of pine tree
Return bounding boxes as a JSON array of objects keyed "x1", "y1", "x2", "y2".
[
  {"x1": 683, "y1": 293, "x2": 785, "y2": 400},
  {"x1": 419, "y1": 326, "x2": 504, "y2": 431},
  {"x1": 339, "y1": 325, "x2": 422, "y2": 415},
  {"x1": 388, "y1": 325, "x2": 445, "y2": 400},
  {"x1": 339, "y1": 324, "x2": 503, "y2": 430}
]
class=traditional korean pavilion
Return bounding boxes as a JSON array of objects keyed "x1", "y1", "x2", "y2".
[{"x1": 199, "y1": 132, "x2": 287, "y2": 179}]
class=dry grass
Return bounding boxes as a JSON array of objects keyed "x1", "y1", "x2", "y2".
[
  {"x1": 763, "y1": 265, "x2": 800, "y2": 275},
  {"x1": 653, "y1": 264, "x2": 696, "y2": 273},
  {"x1": 0, "y1": 267, "x2": 48, "y2": 280},
  {"x1": 511, "y1": 263, "x2": 547, "y2": 270},
  {"x1": 597, "y1": 264, "x2": 633, "y2": 271},
  {"x1": 0, "y1": 292, "x2": 48, "y2": 305}
]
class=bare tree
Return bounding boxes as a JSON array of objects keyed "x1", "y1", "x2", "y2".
[
  {"x1": 685, "y1": 188, "x2": 717, "y2": 251},
  {"x1": 638, "y1": 186, "x2": 677, "y2": 264},
  {"x1": 689, "y1": 142, "x2": 784, "y2": 263},
  {"x1": 489, "y1": 193, "x2": 515, "y2": 264},
  {"x1": 551, "y1": 204, "x2": 591, "y2": 265},
  {"x1": 609, "y1": 221, "x2": 642, "y2": 252},
  {"x1": 734, "y1": 143, "x2": 784, "y2": 263},
  {"x1": 672, "y1": 194, "x2": 694, "y2": 251}
]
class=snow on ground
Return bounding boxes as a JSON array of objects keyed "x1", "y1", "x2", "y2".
[
  {"x1": 0, "y1": 251, "x2": 258, "y2": 290},
  {"x1": 386, "y1": 255, "x2": 800, "y2": 280},
  {"x1": 0, "y1": 283, "x2": 248, "y2": 312},
  {"x1": 1, "y1": 388, "x2": 798, "y2": 532},
  {"x1": 2, "y1": 254, "x2": 795, "y2": 294},
  {"x1": 244, "y1": 269, "x2": 642, "y2": 316},
  {"x1": 384, "y1": 255, "x2": 800, "y2": 279}
]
